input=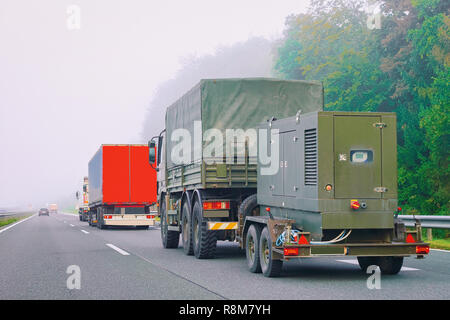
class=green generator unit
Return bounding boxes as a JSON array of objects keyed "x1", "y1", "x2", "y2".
[{"x1": 257, "y1": 111, "x2": 398, "y2": 241}]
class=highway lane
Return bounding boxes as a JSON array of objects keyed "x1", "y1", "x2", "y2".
[
  {"x1": 1, "y1": 212, "x2": 449, "y2": 300},
  {"x1": 0, "y1": 213, "x2": 221, "y2": 300}
]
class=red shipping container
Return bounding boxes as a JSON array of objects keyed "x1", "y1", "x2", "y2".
[{"x1": 88, "y1": 145, "x2": 156, "y2": 205}]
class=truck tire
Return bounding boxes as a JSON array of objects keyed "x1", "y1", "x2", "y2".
[
  {"x1": 246, "y1": 224, "x2": 262, "y2": 273},
  {"x1": 240, "y1": 194, "x2": 259, "y2": 218},
  {"x1": 377, "y1": 256, "x2": 404, "y2": 275},
  {"x1": 357, "y1": 257, "x2": 378, "y2": 272},
  {"x1": 192, "y1": 201, "x2": 217, "y2": 259},
  {"x1": 259, "y1": 226, "x2": 282, "y2": 277},
  {"x1": 160, "y1": 198, "x2": 179, "y2": 249},
  {"x1": 181, "y1": 202, "x2": 194, "y2": 255}
]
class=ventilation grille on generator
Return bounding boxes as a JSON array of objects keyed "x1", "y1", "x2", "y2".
[{"x1": 304, "y1": 128, "x2": 318, "y2": 186}]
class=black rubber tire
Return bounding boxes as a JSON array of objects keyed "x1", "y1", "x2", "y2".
[
  {"x1": 137, "y1": 225, "x2": 149, "y2": 230},
  {"x1": 160, "y1": 198, "x2": 180, "y2": 249},
  {"x1": 246, "y1": 224, "x2": 262, "y2": 273},
  {"x1": 357, "y1": 256, "x2": 378, "y2": 272},
  {"x1": 239, "y1": 194, "x2": 259, "y2": 218},
  {"x1": 259, "y1": 227, "x2": 283, "y2": 277},
  {"x1": 192, "y1": 201, "x2": 217, "y2": 259},
  {"x1": 181, "y1": 202, "x2": 194, "y2": 255},
  {"x1": 377, "y1": 256, "x2": 404, "y2": 275}
]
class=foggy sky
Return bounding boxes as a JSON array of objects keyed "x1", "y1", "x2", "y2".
[{"x1": 0, "y1": 0, "x2": 308, "y2": 209}]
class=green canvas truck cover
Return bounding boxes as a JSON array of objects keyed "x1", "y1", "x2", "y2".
[{"x1": 165, "y1": 78, "x2": 323, "y2": 168}]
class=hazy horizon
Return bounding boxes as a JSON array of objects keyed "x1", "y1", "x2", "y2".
[{"x1": 0, "y1": 0, "x2": 309, "y2": 209}]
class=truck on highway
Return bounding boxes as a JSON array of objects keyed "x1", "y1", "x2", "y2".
[
  {"x1": 48, "y1": 203, "x2": 58, "y2": 214},
  {"x1": 87, "y1": 144, "x2": 157, "y2": 229},
  {"x1": 79, "y1": 176, "x2": 90, "y2": 221},
  {"x1": 148, "y1": 78, "x2": 429, "y2": 277}
]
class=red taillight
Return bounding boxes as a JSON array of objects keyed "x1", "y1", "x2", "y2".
[
  {"x1": 146, "y1": 215, "x2": 155, "y2": 219},
  {"x1": 203, "y1": 201, "x2": 230, "y2": 210},
  {"x1": 416, "y1": 245, "x2": 429, "y2": 254},
  {"x1": 284, "y1": 248, "x2": 299, "y2": 256},
  {"x1": 104, "y1": 215, "x2": 112, "y2": 219},
  {"x1": 351, "y1": 200, "x2": 360, "y2": 210}
]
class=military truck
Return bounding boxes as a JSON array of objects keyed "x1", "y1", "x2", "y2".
[{"x1": 148, "y1": 78, "x2": 429, "y2": 277}]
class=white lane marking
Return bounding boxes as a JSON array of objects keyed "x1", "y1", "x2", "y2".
[
  {"x1": 336, "y1": 259, "x2": 420, "y2": 271},
  {"x1": 0, "y1": 214, "x2": 36, "y2": 234},
  {"x1": 431, "y1": 248, "x2": 450, "y2": 253},
  {"x1": 81, "y1": 230, "x2": 89, "y2": 234},
  {"x1": 59, "y1": 212, "x2": 78, "y2": 216},
  {"x1": 70, "y1": 224, "x2": 74, "y2": 227},
  {"x1": 106, "y1": 244, "x2": 130, "y2": 256}
]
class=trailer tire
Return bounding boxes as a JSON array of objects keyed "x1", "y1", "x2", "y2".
[
  {"x1": 160, "y1": 198, "x2": 179, "y2": 249},
  {"x1": 181, "y1": 202, "x2": 194, "y2": 255},
  {"x1": 192, "y1": 201, "x2": 217, "y2": 259},
  {"x1": 377, "y1": 256, "x2": 404, "y2": 275},
  {"x1": 259, "y1": 226, "x2": 282, "y2": 277},
  {"x1": 357, "y1": 257, "x2": 378, "y2": 272},
  {"x1": 246, "y1": 224, "x2": 262, "y2": 273}
]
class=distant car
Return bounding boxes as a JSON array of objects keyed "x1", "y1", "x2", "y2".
[{"x1": 38, "y1": 208, "x2": 49, "y2": 216}]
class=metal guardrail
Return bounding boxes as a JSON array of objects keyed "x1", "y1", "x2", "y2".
[{"x1": 398, "y1": 215, "x2": 450, "y2": 229}]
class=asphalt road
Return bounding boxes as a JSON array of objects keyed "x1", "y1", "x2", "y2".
[{"x1": 0, "y1": 212, "x2": 449, "y2": 300}]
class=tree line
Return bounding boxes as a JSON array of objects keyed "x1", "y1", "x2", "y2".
[{"x1": 274, "y1": 0, "x2": 449, "y2": 215}]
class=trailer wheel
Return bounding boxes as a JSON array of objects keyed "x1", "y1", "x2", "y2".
[
  {"x1": 357, "y1": 257, "x2": 378, "y2": 272},
  {"x1": 192, "y1": 201, "x2": 217, "y2": 259},
  {"x1": 246, "y1": 224, "x2": 262, "y2": 273},
  {"x1": 160, "y1": 198, "x2": 179, "y2": 249},
  {"x1": 181, "y1": 202, "x2": 194, "y2": 255},
  {"x1": 377, "y1": 256, "x2": 404, "y2": 275},
  {"x1": 259, "y1": 226, "x2": 282, "y2": 277}
]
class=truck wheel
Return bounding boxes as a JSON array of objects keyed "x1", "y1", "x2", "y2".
[
  {"x1": 240, "y1": 194, "x2": 259, "y2": 218},
  {"x1": 377, "y1": 256, "x2": 404, "y2": 275},
  {"x1": 246, "y1": 224, "x2": 262, "y2": 273},
  {"x1": 160, "y1": 198, "x2": 179, "y2": 249},
  {"x1": 259, "y1": 227, "x2": 282, "y2": 277},
  {"x1": 192, "y1": 201, "x2": 217, "y2": 259},
  {"x1": 181, "y1": 202, "x2": 194, "y2": 255},
  {"x1": 357, "y1": 257, "x2": 378, "y2": 272}
]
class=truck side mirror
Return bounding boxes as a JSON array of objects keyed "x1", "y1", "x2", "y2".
[{"x1": 148, "y1": 140, "x2": 156, "y2": 164}]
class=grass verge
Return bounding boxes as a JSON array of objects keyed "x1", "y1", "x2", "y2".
[
  {"x1": 0, "y1": 217, "x2": 20, "y2": 228},
  {"x1": 425, "y1": 238, "x2": 450, "y2": 251}
]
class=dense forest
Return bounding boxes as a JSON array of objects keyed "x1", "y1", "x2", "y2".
[{"x1": 274, "y1": 0, "x2": 449, "y2": 216}]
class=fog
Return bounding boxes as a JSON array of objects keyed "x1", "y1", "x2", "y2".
[
  {"x1": 141, "y1": 37, "x2": 274, "y2": 139},
  {"x1": 0, "y1": 0, "x2": 308, "y2": 209}
]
